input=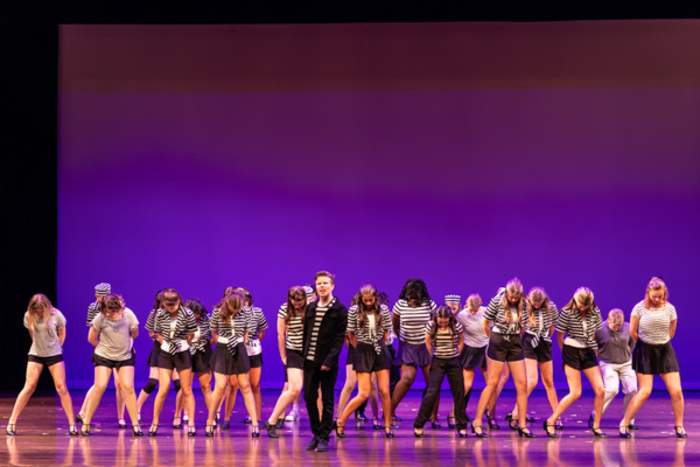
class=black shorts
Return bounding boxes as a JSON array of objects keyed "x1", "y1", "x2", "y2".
[
  {"x1": 192, "y1": 346, "x2": 212, "y2": 374},
  {"x1": 92, "y1": 349, "x2": 135, "y2": 369},
  {"x1": 522, "y1": 333, "x2": 553, "y2": 363},
  {"x1": 158, "y1": 349, "x2": 192, "y2": 372},
  {"x1": 147, "y1": 340, "x2": 161, "y2": 367},
  {"x1": 28, "y1": 354, "x2": 64, "y2": 367},
  {"x1": 394, "y1": 341, "x2": 432, "y2": 367},
  {"x1": 354, "y1": 342, "x2": 391, "y2": 373},
  {"x1": 486, "y1": 333, "x2": 524, "y2": 363},
  {"x1": 249, "y1": 353, "x2": 263, "y2": 369},
  {"x1": 284, "y1": 348, "x2": 304, "y2": 382},
  {"x1": 460, "y1": 345, "x2": 487, "y2": 369},
  {"x1": 561, "y1": 344, "x2": 598, "y2": 371},
  {"x1": 210, "y1": 344, "x2": 250, "y2": 375},
  {"x1": 632, "y1": 339, "x2": 680, "y2": 375}
]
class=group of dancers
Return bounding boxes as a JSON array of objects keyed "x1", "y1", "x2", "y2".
[{"x1": 6, "y1": 273, "x2": 686, "y2": 450}]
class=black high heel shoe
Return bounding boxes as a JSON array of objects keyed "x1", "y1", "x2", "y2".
[
  {"x1": 188, "y1": 425, "x2": 196, "y2": 437},
  {"x1": 118, "y1": 418, "x2": 127, "y2": 429},
  {"x1": 509, "y1": 418, "x2": 518, "y2": 431},
  {"x1": 81, "y1": 424, "x2": 91, "y2": 437},
  {"x1": 543, "y1": 420, "x2": 560, "y2": 439},
  {"x1": 173, "y1": 417, "x2": 183, "y2": 429},
  {"x1": 69, "y1": 425, "x2": 79, "y2": 436},
  {"x1": 384, "y1": 426, "x2": 395, "y2": 438},
  {"x1": 518, "y1": 426, "x2": 537, "y2": 438},
  {"x1": 251, "y1": 425, "x2": 260, "y2": 438},
  {"x1": 430, "y1": 417, "x2": 441, "y2": 429},
  {"x1": 264, "y1": 420, "x2": 280, "y2": 438},
  {"x1": 674, "y1": 426, "x2": 688, "y2": 439},
  {"x1": 619, "y1": 424, "x2": 631, "y2": 439},
  {"x1": 373, "y1": 418, "x2": 382, "y2": 430},
  {"x1": 334, "y1": 421, "x2": 347, "y2": 439},
  {"x1": 592, "y1": 426, "x2": 608, "y2": 439},
  {"x1": 76, "y1": 413, "x2": 95, "y2": 427},
  {"x1": 458, "y1": 429, "x2": 468, "y2": 438},
  {"x1": 414, "y1": 428, "x2": 425, "y2": 438},
  {"x1": 554, "y1": 418, "x2": 563, "y2": 430},
  {"x1": 275, "y1": 418, "x2": 284, "y2": 429},
  {"x1": 447, "y1": 416, "x2": 456, "y2": 429},
  {"x1": 148, "y1": 423, "x2": 159, "y2": 437},
  {"x1": 133, "y1": 425, "x2": 144, "y2": 437},
  {"x1": 487, "y1": 418, "x2": 500, "y2": 430},
  {"x1": 221, "y1": 420, "x2": 231, "y2": 430},
  {"x1": 471, "y1": 424, "x2": 488, "y2": 438},
  {"x1": 6, "y1": 423, "x2": 16, "y2": 436},
  {"x1": 205, "y1": 425, "x2": 214, "y2": 437}
]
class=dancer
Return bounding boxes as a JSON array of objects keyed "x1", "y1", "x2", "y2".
[
  {"x1": 591, "y1": 308, "x2": 637, "y2": 431},
  {"x1": 173, "y1": 299, "x2": 214, "y2": 426},
  {"x1": 239, "y1": 287, "x2": 268, "y2": 426},
  {"x1": 149, "y1": 289, "x2": 197, "y2": 437},
  {"x1": 265, "y1": 286, "x2": 308, "y2": 437},
  {"x1": 335, "y1": 284, "x2": 394, "y2": 438},
  {"x1": 543, "y1": 287, "x2": 605, "y2": 439},
  {"x1": 390, "y1": 278, "x2": 439, "y2": 426},
  {"x1": 620, "y1": 277, "x2": 685, "y2": 438},
  {"x1": 471, "y1": 279, "x2": 536, "y2": 438},
  {"x1": 413, "y1": 306, "x2": 468, "y2": 438},
  {"x1": 80, "y1": 294, "x2": 142, "y2": 436},
  {"x1": 77, "y1": 283, "x2": 128, "y2": 428},
  {"x1": 506, "y1": 287, "x2": 560, "y2": 429},
  {"x1": 205, "y1": 292, "x2": 259, "y2": 437},
  {"x1": 452, "y1": 294, "x2": 489, "y2": 428},
  {"x1": 302, "y1": 271, "x2": 348, "y2": 452},
  {"x1": 7, "y1": 294, "x2": 78, "y2": 436}
]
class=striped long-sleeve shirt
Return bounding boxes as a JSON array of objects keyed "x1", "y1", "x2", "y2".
[
  {"x1": 278, "y1": 303, "x2": 304, "y2": 352},
  {"x1": 556, "y1": 306, "x2": 603, "y2": 349},
  {"x1": 144, "y1": 309, "x2": 159, "y2": 342},
  {"x1": 190, "y1": 314, "x2": 212, "y2": 354},
  {"x1": 245, "y1": 306, "x2": 269, "y2": 341},
  {"x1": 210, "y1": 307, "x2": 251, "y2": 346},
  {"x1": 393, "y1": 299, "x2": 437, "y2": 345},
  {"x1": 86, "y1": 301, "x2": 100, "y2": 326},
  {"x1": 632, "y1": 301, "x2": 677, "y2": 345},
  {"x1": 523, "y1": 302, "x2": 559, "y2": 338},
  {"x1": 153, "y1": 306, "x2": 197, "y2": 354},
  {"x1": 426, "y1": 320, "x2": 464, "y2": 358},
  {"x1": 348, "y1": 304, "x2": 391, "y2": 354}
]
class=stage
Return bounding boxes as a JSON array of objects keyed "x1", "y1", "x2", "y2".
[{"x1": 1, "y1": 389, "x2": 697, "y2": 466}]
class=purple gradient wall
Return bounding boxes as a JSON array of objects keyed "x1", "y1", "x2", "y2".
[{"x1": 58, "y1": 23, "x2": 700, "y2": 389}]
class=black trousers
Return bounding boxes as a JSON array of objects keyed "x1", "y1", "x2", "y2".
[
  {"x1": 413, "y1": 356, "x2": 467, "y2": 431},
  {"x1": 303, "y1": 361, "x2": 339, "y2": 440}
]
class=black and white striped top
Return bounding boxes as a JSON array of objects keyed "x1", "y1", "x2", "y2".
[
  {"x1": 307, "y1": 299, "x2": 334, "y2": 361},
  {"x1": 347, "y1": 304, "x2": 392, "y2": 345},
  {"x1": 484, "y1": 296, "x2": 527, "y2": 335},
  {"x1": 524, "y1": 302, "x2": 559, "y2": 338},
  {"x1": 210, "y1": 307, "x2": 251, "y2": 346},
  {"x1": 632, "y1": 301, "x2": 677, "y2": 345},
  {"x1": 153, "y1": 306, "x2": 197, "y2": 353},
  {"x1": 456, "y1": 307, "x2": 489, "y2": 348},
  {"x1": 556, "y1": 306, "x2": 603, "y2": 349},
  {"x1": 393, "y1": 299, "x2": 437, "y2": 346},
  {"x1": 426, "y1": 320, "x2": 464, "y2": 359},
  {"x1": 190, "y1": 314, "x2": 212, "y2": 354},
  {"x1": 86, "y1": 301, "x2": 100, "y2": 326},
  {"x1": 245, "y1": 306, "x2": 269, "y2": 341},
  {"x1": 278, "y1": 303, "x2": 304, "y2": 352}
]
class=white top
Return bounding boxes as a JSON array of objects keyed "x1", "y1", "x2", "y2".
[{"x1": 632, "y1": 301, "x2": 677, "y2": 345}]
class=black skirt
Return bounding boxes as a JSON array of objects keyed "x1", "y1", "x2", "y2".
[
  {"x1": 146, "y1": 340, "x2": 161, "y2": 367},
  {"x1": 632, "y1": 339, "x2": 680, "y2": 375},
  {"x1": 210, "y1": 343, "x2": 250, "y2": 375},
  {"x1": 192, "y1": 346, "x2": 213, "y2": 374},
  {"x1": 460, "y1": 344, "x2": 487, "y2": 369},
  {"x1": 394, "y1": 341, "x2": 432, "y2": 367},
  {"x1": 345, "y1": 344, "x2": 355, "y2": 367}
]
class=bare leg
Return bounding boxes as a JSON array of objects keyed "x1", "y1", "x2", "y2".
[
  {"x1": 151, "y1": 368, "x2": 173, "y2": 429},
  {"x1": 268, "y1": 368, "x2": 303, "y2": 423},
  {"x1": 116, "y1": 366, "x2": 139, "y2": 426},
  {"x1": 338, "y1": 372, "x2": 373, "y2": 425},
  {"x1": 207, "y1": 372, "x2": 229, "y2": 426},
  {"x1": 235, "y1": 373, "x2": 258, "y2": 426},
  {"x1": 177, "y1": 368, "x2": 196, "y2": 429},
  {"x1": 113, "y1": 368, "x2": 126, "y2": 422},
  {"x1": 391, "y1": 364, "x2": 417, "y2": 417},
  {"x1": 83, "y1": 366, "x2": 112, "y2": 426},
  {"x1": 337, "y1": 364, "x2": 357, "y2": 418},
  {"x1": 660, "y1": 372, "x2": 684, "y2": 430},
  {"x1": 198, "y1": 371, "x2": 213, "y2": 416},
  {"x1": 249, "y1": 367, "x2": 263, "y2": 422},
  {"x1": 474, "y1": 358, "x2": 505, "y2": 427},
  {"x1": 79, "y1": 385, "x2": 95, "y2": 420},
  {"x1": 46, "y1": 362, "x2": 76, "y2": 426},
  {"x1": 511, "y1": 358, "x2": 539, "y2": 419},
  {"x1": 369, "y1": 372, "x2": 379, "y2": 418},
  {"x1": 9, "y1": 362, "x2": 45, "y2": 424},
  {"x1": 136, "y1": 366, "x2": 160, "y2": 416},
  {"x1": 546, "y1": 365, "x2": 582, "y2": 425}
]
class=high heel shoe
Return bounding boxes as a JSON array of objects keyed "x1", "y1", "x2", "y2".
[
  {"x1": 264, "y1": 420, "x2": 280, "y2": 438},
  {"x1": 592, "y1": 426, "x2": 608, "y2": 439},
  {"x1": 69, "y1": 425, "x2": 79, "y2": 436},
  {"x1": 275, "y1": 418, "x2": 284, "y2": 429},
  {"x1": 251, "y1": 425, "x2": 260, "y2": 438},
  {"x1": 509, "y1": 418, "x2": 518, "y2": 431},
  {"x1": 334, "y1": 421, "x2": 347, "y2": 439},
  {"x1": 518, "y1": 426, "x2": 537, "y2": 438},
  {"x1": 414, "y1": 428, "x2": 424, "y2": 438},
  {"x1": 471, "y1": 424, "x2": 488, "y2": 439},
  {"x1": 619, "y1": 424, "x2": 631, "y2": 439},
  {"x1": 188, "y1": 425, "x2": 196, "y2": 437},
  {"x1": 384, "y1": 426, "x2": 395, "y2": 438},
  {"x1": 430, "y1": 417, "x2": 441, "y2": 429},
  {"x1": 373, "y1": 417, "x2": 382, "y2": 430},
  {"x1": 205, "y1": 425, "x2": 214, "y2": 437},
  {"x1": 543, "y1": 420, "x2": 560, "y2": 439},
  {"x1": 447, "y1": 416, "x2": 456, "y2": 429},
  {"x1": 118, "y1": 418, "x2": 127, "y2": 429},
  {"x1": 172, "y1": 417, "x2": 183, "y2": 429},
  {"x1": 137, "y1": 412, "x2": 142, "y2": 425},
  {"x1": 554, "y1": 418, "x2": 563, "y2": 430},
  {"x1": 487, "y1": 417, "x2": 500, "y2": 430},
  {"x1": 215, "y1": 413, "x2": 221, "y2": 426},
  {"x1": 458, "y1": 429, "x2": 468, "y2": 438},
  {"x1": 221, "y1": 420, "x2": 231, "y2": 430},
  {"x1": 148, "y1": 423, "x2": 159, "y2": 437},
  {"x1": 133, "y1": 425, "x2": 144, "y2": 437},
  {"x1": 81, "y1": 424, "x2": 91, "y2": 437},
  {"x1": 674, "y1": 426, "x2": 688, "y2": 439},
  {"x1": 6, "y1": 423, "x2": 15, "y2": 436},
  {"x1": 355, "y1": 410, "x2": 368, "y2": 421},
  {"x1": 76, "y1": 413, "x2": 94, "y2": 427}
]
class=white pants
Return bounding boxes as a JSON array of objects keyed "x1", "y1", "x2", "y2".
[{"x1": 600, "y1": 360, "x2": 637, "y2": 423}]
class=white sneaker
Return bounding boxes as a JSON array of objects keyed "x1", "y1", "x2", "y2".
[{"x1": 285, "y1": 408, "x2": 300, "y2": 421}]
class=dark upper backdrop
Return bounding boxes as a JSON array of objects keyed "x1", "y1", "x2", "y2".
[{"x1": 3, "y1": 3, "x2": 700, "y2": 391}]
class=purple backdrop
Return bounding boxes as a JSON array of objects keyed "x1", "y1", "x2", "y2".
[{"x1": 58, "y1": 24, "x2": 700, "y2": 390}]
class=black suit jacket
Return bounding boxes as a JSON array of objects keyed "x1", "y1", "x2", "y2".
[{"x1": 302, "y1": 297, "x2": 348, "y2": 369}]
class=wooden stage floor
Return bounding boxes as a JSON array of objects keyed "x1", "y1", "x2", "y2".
[{"x1": 1, "y1": 389, "x2": 698, "y2": 466}]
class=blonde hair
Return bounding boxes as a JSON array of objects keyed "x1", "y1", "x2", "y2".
[
  {"x1": 26, "y1": 294, "x2": 56, "y2": 331},
  {"x1": 500, "y1": 278, "x2": 524, "y2": 325},
  {"x1": 644, "y1": 277, "x2": 668, "y2": 309},
  {"x1": 563, "y1": 287, "x2": 597, "y2": 316},
  {"x1": 527, "y1": 287, "x2": 550, "y2": 327}
]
